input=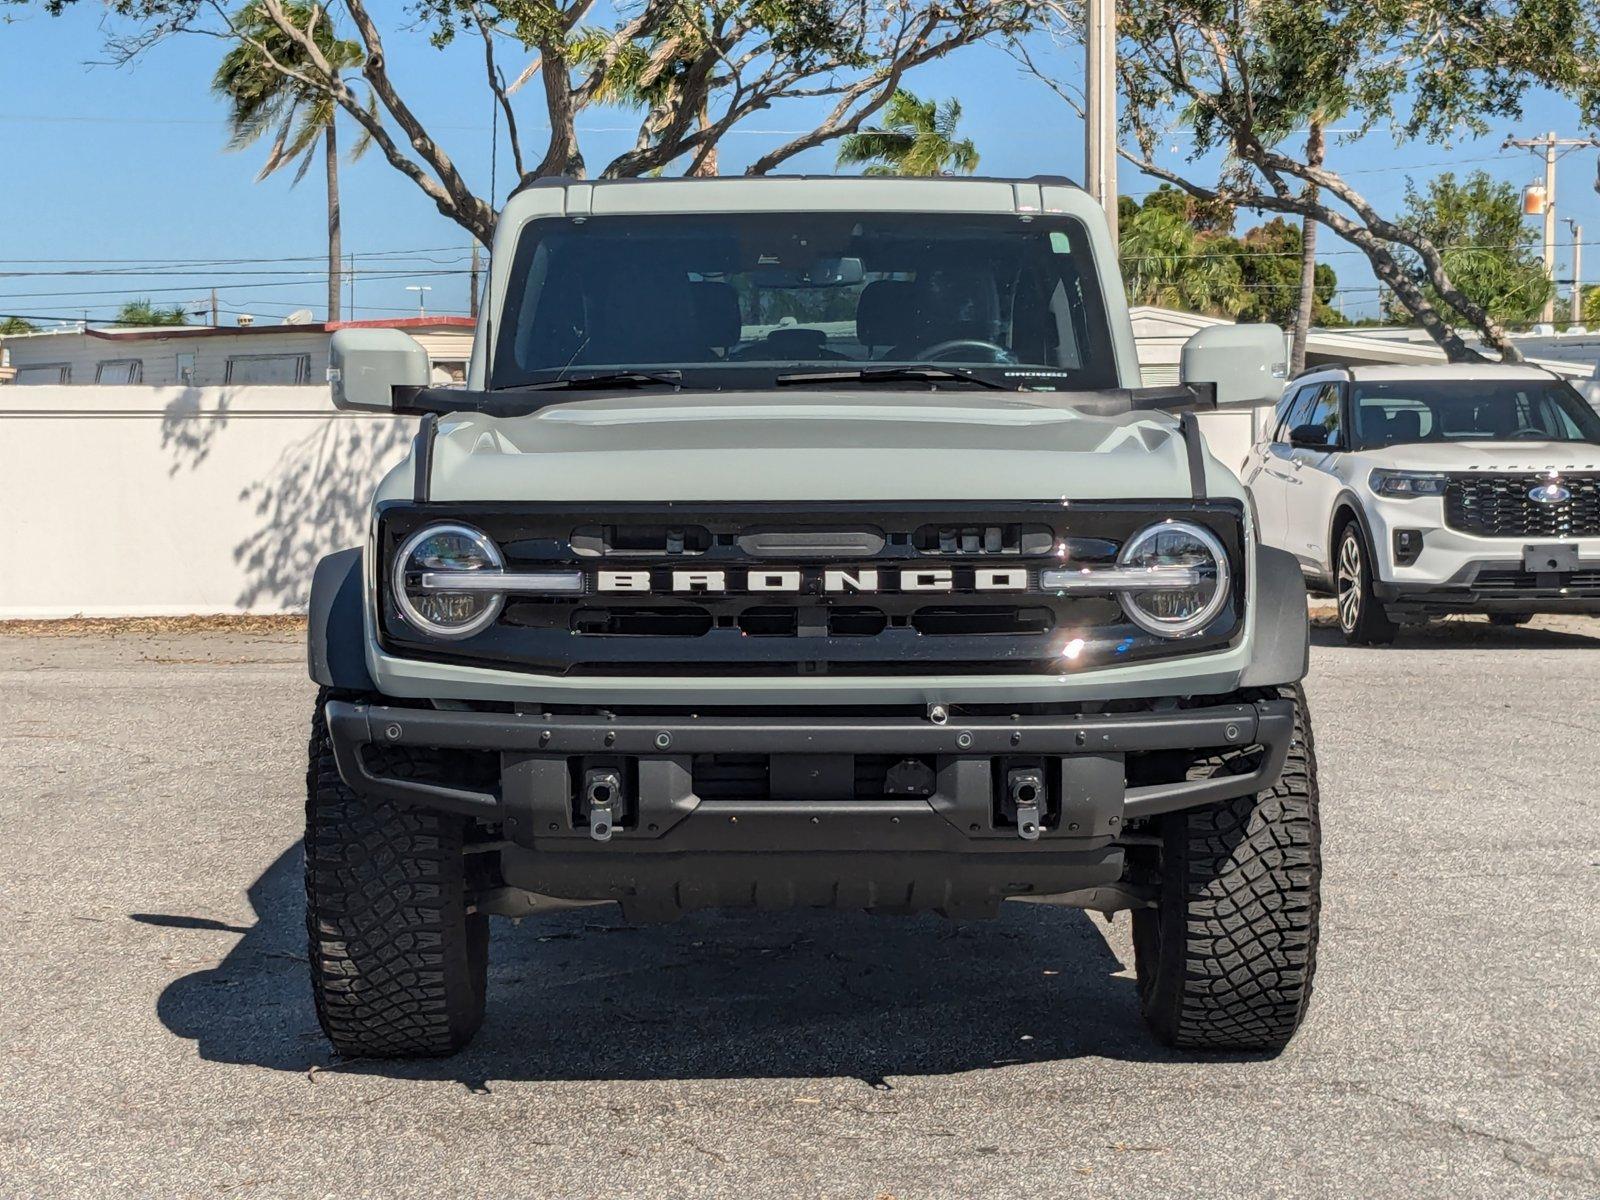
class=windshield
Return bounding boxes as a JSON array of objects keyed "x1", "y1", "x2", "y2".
[
  {"x1": 489, "y1": 211, "x2": 1118, "y2": 391},
  {"x1": 1350, "y1": 379, "x2": 1600, "y2": 449}
]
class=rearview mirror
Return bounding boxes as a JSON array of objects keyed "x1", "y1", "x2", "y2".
[
  {"x1": 1180, "y1": 324, "x2": 1287, "y2": 407},
  {"x1": 328, "y1": 328, "x2": 431, "y2": 412}
]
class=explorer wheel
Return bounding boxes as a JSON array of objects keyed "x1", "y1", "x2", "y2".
[
  {"x1": 305, "y1": 690, "x2": 488, "y2": 1057},
  {"x1": 1132, "y1": 685, "x2": 1321, "y2": 1053},
  {"x1": 1334, "y1": 522, "x2": 1397, "y2": 646}
]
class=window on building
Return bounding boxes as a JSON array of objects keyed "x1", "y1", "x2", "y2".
[
  {"x1": 15, "y1": 363, "x2": 71, "y2": 385},
  {"x1": 176, "y1": 352, "x2": 196, "y2": 385},
  {"x1": 224, "y1": 353, "x2": 312, "y2": 384},
  {"x1": 95, "y1": 359, "x2": 144, "y2": 384}
]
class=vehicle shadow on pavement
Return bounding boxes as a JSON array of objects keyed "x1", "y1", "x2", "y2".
[
  {"x1": 1309, "y1": 619, "x2": 1600, "y2": 651},
  {"x1": 147, "y1": 844, "x2": 1227, "y2": 1086}
]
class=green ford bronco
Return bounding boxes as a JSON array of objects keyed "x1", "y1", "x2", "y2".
[{"x1": 308, "y1": 175, "x2": 1318, "y2": 1058}]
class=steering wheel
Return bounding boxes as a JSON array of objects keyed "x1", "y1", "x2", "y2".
[
  {"x1": 1507, "y1": 426, "x2": 1548, "y2": 439},
  {"x1": 912, "y1": 338, "x2": 1018, "y2": 365}
]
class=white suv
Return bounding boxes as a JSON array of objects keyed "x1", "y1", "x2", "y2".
[{"x1": 1242, "y1": 363, "x2": 1600, "y2": 644}]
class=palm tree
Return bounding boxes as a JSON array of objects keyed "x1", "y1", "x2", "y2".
[
  {"x1": 836, "y1": 90, "x2": 979, "y2": 177},
  {"x1": 116, "y1": 298, "x2": 191, "y2": 327},
  {"x1": 1119, "y1": 203, "x2": 1246, "y2": 317},
  {"x1": 213, "y1": 3, "x2": 368, "y2": 321},
  {"x1": 1290, "y1": 120, "x2": 1325, "y2": 374},
  {"x1": 569, "y1": 15, "x2": 722, "y2": 176}
]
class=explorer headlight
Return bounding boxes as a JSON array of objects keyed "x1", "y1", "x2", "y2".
[
  {"x1": 392, "y1": 523, "x2": 505, "y2": 639},
  {"x1": 1115, "y1": 520, "x2": 1230, "y2": 637},
  {"x1": 1369, "y1": 469, "x2": 1448, "y2": 498}
]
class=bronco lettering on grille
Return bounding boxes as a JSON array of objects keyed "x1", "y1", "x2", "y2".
[{"x1": 596, "y1": 567, "x2": 1031, "y2": 594}]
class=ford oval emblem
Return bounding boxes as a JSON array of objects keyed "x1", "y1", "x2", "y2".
[{"x1": 1528, "y1": 482, "x2": 1571, "y2": 504}]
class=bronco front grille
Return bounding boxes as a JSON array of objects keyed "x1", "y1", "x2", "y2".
[
  {"x1": 377, "y1": 501, "x2": 1246, "y2": 677},
  {"x1": 1444, "y1": 473, "x2": 1600, "y2": 538}
]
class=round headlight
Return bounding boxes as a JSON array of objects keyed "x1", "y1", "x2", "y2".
[
  {"x1": 1117, "y1": 521, "x2": 1230, "y2": 637},
  {"x1": 392, "y1": 523, "x2": 504, "y2": 639}
]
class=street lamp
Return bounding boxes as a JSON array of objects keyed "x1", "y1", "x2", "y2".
[{"x1": 405, "y1": 285, "x2": 432, "y2": 317}]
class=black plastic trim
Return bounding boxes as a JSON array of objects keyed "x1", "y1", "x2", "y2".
[
  {"x1": 412, "y1": 413, "x2": 437, "y2": 504},
  {"x1": 307, "y1": 549, "x2": 375, "y2": 691},
  {"x1": 324, "y1": 696, "x2": 1295, "y2": 824},
  {"x1": 1238, "y1": 544, "x2": 1310, "y2": 687},
  {"x1": 1180, "y1": 411, "x2": 1207, "y2": 500}
]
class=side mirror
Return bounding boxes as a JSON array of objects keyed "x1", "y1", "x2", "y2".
[
  {"x1": 1289, "y1": 423, "x2": 1331, "y2": 449},
  {"x1": 328, "y1": 328, "x2": 430, "y2": 412},
  {"x1": 1180, "y1": 323, "x2": 1287, "y2": 407}
]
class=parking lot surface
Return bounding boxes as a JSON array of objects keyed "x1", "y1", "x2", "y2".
[{"x1": 2, "y1": 617, "x2": 1598, "y2": 1199}]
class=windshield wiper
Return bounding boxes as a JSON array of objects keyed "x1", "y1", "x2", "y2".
[
  {"x1": 497, "y1": 369, "x2": 684, "y2": 392},
  {"x1": 775, "y1": 365, "x2": 1008, "y2": 391}
]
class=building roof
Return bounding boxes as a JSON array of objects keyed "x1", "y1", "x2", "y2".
[{"x1": 0, "y1": 315, "x2": 474, "y2": 342}]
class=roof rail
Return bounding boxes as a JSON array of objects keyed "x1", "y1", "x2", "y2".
[{"x1": 1289, "y1": 363, "x2": 1351, "y2": 382}]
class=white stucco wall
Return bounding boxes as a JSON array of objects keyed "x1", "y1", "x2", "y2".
[{"x1": 0, "y1": 386, "x2": 413, "y2": 618}]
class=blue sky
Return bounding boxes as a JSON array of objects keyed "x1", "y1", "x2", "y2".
[{"x1": 2, "y1": 4, "x2": 1597, "y2": 325}]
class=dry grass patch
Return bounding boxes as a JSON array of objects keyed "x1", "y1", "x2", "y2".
[{"x1": 0, "y1": 614, "x2": 307, "y2": 638}]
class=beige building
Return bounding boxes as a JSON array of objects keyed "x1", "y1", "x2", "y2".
[{"x1": 0, "y1": 315, "x2": 476, "y2": 387}]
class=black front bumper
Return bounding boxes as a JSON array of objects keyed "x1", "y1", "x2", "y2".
[
  {"x1": 325, "y1": 697, "x2": 1294, "y2": 918},
  {"x1": 1375, "y1": 559, "x2": 1600, "y2": 615}
]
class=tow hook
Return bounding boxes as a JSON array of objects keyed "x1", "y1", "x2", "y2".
[
  {"x1": 1007, "y1": 767, "x2": 1045, "y2": 841},
  {"x1": 583, "y1": 768, "x2": 622, "y2": 842}
]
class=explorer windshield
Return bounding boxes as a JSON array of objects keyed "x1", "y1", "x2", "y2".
[
  {"x1": 1350, "y1": 379, "x2": 1600, "y2": 449},
  {"x1": 489, "y1": 211, "x2": 1118, "y2": 391}
]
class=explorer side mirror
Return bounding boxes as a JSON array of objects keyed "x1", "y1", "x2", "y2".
[
  {"x1": 1289, "y1": 423, "x2": 1333, "y2": 449},
  {"x1": 1180, "y1": 323, "x2": 1287, "y2": 407},
  {"x1": 328, "y1": 328, "x2": 431, "y2": 412}
]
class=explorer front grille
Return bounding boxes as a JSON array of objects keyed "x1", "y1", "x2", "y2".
[
  {"x1": 377, "y1": 501, "x2": 1246, "y2": 677},
  {"x1": 1444, "y1": 473, "x2": 1600, "y2": 538}
]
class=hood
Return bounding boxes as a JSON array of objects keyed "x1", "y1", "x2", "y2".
[
  {"x1": 424, "y1": 391, "x2": 1231, "y2": 503},
  {"x1": 1358, "y1": 440, "x2": 1600, "y2": 472}
]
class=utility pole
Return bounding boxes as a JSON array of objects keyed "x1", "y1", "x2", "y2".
[
  {"x1": 1505, "y1": 132, "x2": 1600, "y2": 325},
  {"x1": 1084, "y1": 0, "x2": 1118, "y2": 245},
  {"x1": 210, "y1": 287, "x2": 219, "y2": 327},
  {"x1": 347, "y1": 252, "x2": 356, "y2": 319},
  {"x1": 1566, "y1": 217, "x2": 1584, "y2": 327},
  {"x1": 469, "y1": 243, "x2": 482, "y2": 321}
]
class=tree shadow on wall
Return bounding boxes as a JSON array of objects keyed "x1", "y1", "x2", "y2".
[
  {"x1": 159, "y1": 388, "x2": 234, "y2": 476},
  {"x1": 232, "y1": 417, "x2": 415, "y2": 610}
]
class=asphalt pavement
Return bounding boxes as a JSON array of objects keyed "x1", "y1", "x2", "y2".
[{"x1": 2, "y1": 616, "x2": 1597, "y2": 1199}]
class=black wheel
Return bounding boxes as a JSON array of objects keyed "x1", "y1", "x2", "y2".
[
  {"x1": 1132, "y1": 685, "x2": 1321, "y2": 1053},
  {"x1": 1334, "y1": 521, "x2": 1398, "y2": 645},
  {"x1": 1488, "y1": 613, "x2": 1532, "y2": 627},
  {"x1": 305, "y1": 690, "x2": 488, "y2": 1057}
]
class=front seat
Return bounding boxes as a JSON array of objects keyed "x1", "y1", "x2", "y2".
[
  {"x1": 688, "y1": 281, "x2": 742, "y2": 360},
  {"x1": 855, "y1": 280, "x2": 915, "y2": 359}
]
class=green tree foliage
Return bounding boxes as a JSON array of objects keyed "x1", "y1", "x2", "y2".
[
  {"x1": 1119, "y1": 190, "x2": 1341, "y2": 324},
  {"x1": 116, "y1": 298, "x2": 191, "y2": 326},
  {"x1": 1026, "y1": 0, "x2": 1600, "y2": 360},
  {"x1": 1386, "y1": 171, "x2": 1553, "y2": 327},
  {"x1": 1119, "y1": 200, "x2": 1243, "y2": 316},
  {"x1": 836, "y1": 89, "x2": 979, "y2": 177},
  {"x1": 1234, "y1": 218, "x2": 1341, "y2": 327},
  {"x1": 0, "y1": 316, "x2": 38, "y2": 335}
]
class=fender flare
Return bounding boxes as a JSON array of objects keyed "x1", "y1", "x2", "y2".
[
  {"x1": 307, "y1": 547, "x2": 375, "y2": 692},
  {"x1": 1239, "y1": 542, "x2": 1310, "y2": 687}
]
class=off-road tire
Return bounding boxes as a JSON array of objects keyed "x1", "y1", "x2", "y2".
[
  {"x1": 1132, "y1": 684, "x2": 1321, "y2": 1053},
  {"x1": 305, "y1": 690, "x2": 488, "y2": 1057},
  {"x1": 1334, "y1": 521, "x2": 1398, "y2": 646}
]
